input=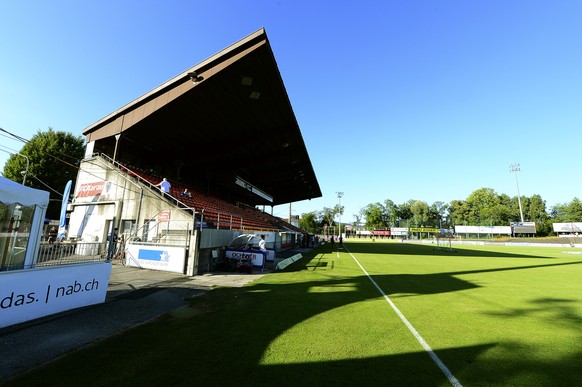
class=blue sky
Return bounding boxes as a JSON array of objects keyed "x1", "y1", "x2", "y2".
[{"x1": 1, "y1": 1, "x2": 580, "y2": 223}]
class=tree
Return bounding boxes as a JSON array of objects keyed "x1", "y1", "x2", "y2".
[
  {"x1": 299, "y1": 211, "x2": 320, "y2": 235},
  {"x1": 334, "y1": 204, "x2": 345, "y2": 222},
  {"x1": 353, "y1": 211, "x2": 362, "y2": 229},
  {"x1": 320, "y1": 186, "x2": 571, "y2": 236},
  {"x1": 410, "y1": 200, "x2": 430, "y2": 226},
  {"x1": 2, "y1": 128, "x2": 85, "y2": 219},
  {"x1": 563, "y1": 198, "x2": 582, "y2": 222},
  {"x1": 363, "y1": 202, "x2": 386, "y2": 229},
  {"x1": 430, "y1": 201, "x2": 449, "y2": 228},
  {"x1": 497, "y1": 194, "x2": 513, "y2": 225},
  {"x1": 527, "y1": 194, "x2": 547, "y2": 222},
  {"x1": 449, "y1": 200, "x2": 470, "y2": 225},
  {"x1": 321, "y1": 206, "x2": 336, "y2": 235},
  {"x1": 466, "y1": 188, "x2": 500, "y2": 224},
  {"x1": 396, "y1": 201, "x2": 413, "y2": 226},
  {"x1": 384, "y1": 199, "x2": 398, "y2": 226}
]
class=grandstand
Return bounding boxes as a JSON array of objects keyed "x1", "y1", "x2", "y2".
[
  {"x1": 82, "y1": 28, "x2": 319, "y2": 206},
  {"x1": 119, "y1": 160, "x2": 289, "y2": 232},
  {"x1": 68, "y1": 28, "x2": 319, "y2": 275}
]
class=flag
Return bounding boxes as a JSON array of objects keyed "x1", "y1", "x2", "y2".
[{"x1": 57, "y1": 180, "x2": 72, "y2": 240}]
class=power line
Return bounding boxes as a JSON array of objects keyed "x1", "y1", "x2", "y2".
[
  {"x1": 0, "y1": 132, "x2": 23, "y2": 144},
  {"x1": 0, "y1": 143, "x2": 21, "y2": 155},
  {"x1": 27, "y1": 171, "x2": 63, "y2": 197},
  {"x1": 0, "y1": 126, "x2": 82, "y2": 165},
  {"x1": 0, "y1": 126, "x2": 29, "y2": 144},
  {"x1": 1, "y1": 125, "x2": 154, "y2": 200}
]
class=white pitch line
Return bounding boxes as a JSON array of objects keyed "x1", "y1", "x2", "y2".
[{"x1": 345, "y1": 247, "x2": 462, "y2": 387}]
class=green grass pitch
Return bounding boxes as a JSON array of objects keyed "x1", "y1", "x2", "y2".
[{"x1": 7, "y1": 240, "x2": 582, "y2": 386}]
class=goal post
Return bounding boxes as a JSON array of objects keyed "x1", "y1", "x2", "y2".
[{"x1": 435, "y1": 231, "x2": 454, "y2": 251}]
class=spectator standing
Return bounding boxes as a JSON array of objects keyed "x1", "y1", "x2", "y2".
[
  {"x1": 156, "y1": 178, "x2": 171, "y2": 195},
  {"x1": 48, "y1": 226, "x2": 58, "y2": 245},
  {"x1": 258, "y1": 234, "x2": 267, "y2": 271},
  {"x1": 259, "y1": 235, "x2": 267, "y2": 257}
]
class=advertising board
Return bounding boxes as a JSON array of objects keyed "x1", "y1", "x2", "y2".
[
  {"x1": 455, "y1": 225, "x2": 512, "y2": 235},
  {"x1": 76, "y1": 181, "x2": 105, "y2": 198},
  {"x1": 225, "y1": 249, "x2": 271, "y2": 268},
  {"x1": 0, "y1": 262, "x2": 112, "y2": 328},
  {"x1": 552, "y1": 222, "x2": 582, "y2": 233},
  {"x1": 390, "y1": 227, "x2": 409, "y2": 236},
  {"x1": 125, "y1": 244, "x2": 186, "y2": 273}
]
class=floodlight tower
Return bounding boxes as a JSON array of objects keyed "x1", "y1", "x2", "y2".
[
  {"x1": 509, "y1": 163, "x2": 524, "y2": 223},
  {"x1": 336, "y1": 191, "x2": 344, "y2": 237}
]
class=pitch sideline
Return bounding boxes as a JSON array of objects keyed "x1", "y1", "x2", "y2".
[{"x1": 343, "y1": 245, "x2": 462, "y2": 387}]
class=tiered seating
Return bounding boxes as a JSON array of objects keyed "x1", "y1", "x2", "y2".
[{"x1": 119, "y1": 164, "x2": 279, "y2": 231}]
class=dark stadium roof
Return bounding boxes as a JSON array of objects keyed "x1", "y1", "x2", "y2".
[{"x1": 83, "y1": 28, "x2": 321, "y2": 206}]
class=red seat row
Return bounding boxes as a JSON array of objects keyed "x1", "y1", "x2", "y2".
[{"x1": 122, "y1": 166, "x2": 280, "y2": 231}]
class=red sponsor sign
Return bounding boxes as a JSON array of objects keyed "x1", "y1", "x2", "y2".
[
  {"x1": 77, "y1": 182, "x2": 105, "y2": 198},
  {"x1": 158, "y1": 211, "x2": 171, "y2": 222}
]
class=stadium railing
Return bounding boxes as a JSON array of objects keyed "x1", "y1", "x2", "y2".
[
  {"x1": 35, "y1": 240, "x2": 108, "y2": 268},
  {"x1": 98, "y1": 154, "x2": 280, "y2": 232}
]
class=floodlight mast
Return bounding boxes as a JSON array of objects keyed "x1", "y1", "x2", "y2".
[
  {"x1": 509, "y1": 163, "x2": 524, "y2": 223},
  {"x1": 336, "y1": 192, "x2": 344, "y2": 237}
]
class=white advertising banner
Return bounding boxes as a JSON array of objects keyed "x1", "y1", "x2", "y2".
[
  {"x1": 391, "y1": 227, "x2": 409, "y2": 236},
  {"x1": 225, "y1": 249, "x2": 270, "y2": 267},
  {"x1": 126, "y1": 244, "x2": 186, "y2": 273},
  {"x1": 553, "y1": 222, "x2": 582, "y2": 233},
  {"x1": 0, "y1": 262, "x2": 112, "y2": 328},
  {"x1": 455, "y1": 225, "x2": 512, "y2": 235}
]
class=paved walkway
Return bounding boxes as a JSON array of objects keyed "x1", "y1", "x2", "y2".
[{"x1": 0, "y1": 264, "x2": 267, "y2": 381}]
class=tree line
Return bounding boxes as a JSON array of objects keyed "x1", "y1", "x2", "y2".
[
  {"x1": 299, "y1": 188, "x2": 582, "y2": 237},
  {"x1": 2, "y1": 128, "x2": 85, "y2": 219},
  {"x1": 5, "y1": 129, "x2": 581, "y2": 237}
]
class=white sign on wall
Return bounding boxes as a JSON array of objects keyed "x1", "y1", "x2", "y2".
[
  {"x1": 455, "y1": 225, "x2": 512, "y2": 235},
  {"x1": 553, "y1": 222, "x2": 582, "y2": 233},
  {"x1": 0, "y1": 262, "x2": 112, "y2": 328},
  {"x1": 126, "y1": 244, "x2": 186, "y2": 273},
  {"x1": 225, "y1": 249, "x2": 269, "y2": 267},
  {"x1": 391, "y1": 227, "x2": 409, "y2": 236}
]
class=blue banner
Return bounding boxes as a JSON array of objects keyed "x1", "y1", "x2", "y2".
[
  {"x1": 57, "y1": 180, "x2": 72, "y2": 240},
  {"x1": 138, "y1": 249, "x2": 169, "y2": 261}
]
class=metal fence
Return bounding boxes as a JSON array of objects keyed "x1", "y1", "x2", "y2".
[{"x1": 35, "y1": 241, "x2": 109, "y2": 267}]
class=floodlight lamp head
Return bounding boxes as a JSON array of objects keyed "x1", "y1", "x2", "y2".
[{"x1": 188, "y1": 71, "x2": 204, "y2": 83}]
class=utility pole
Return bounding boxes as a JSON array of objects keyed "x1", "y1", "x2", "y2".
[{"x1": 16, "y1": 153, "x2": 29, "y2": 185}]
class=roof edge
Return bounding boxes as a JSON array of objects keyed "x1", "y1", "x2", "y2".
[{"x1": 83, "y1": 28, "x2": 268, "y2": 135}]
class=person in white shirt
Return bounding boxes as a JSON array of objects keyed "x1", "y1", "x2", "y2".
[{"x1": 259, "y1": 234, "x2": 267, "y2": 257}]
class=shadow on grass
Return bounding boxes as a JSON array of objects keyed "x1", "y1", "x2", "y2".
[
  {"x1": 6, "y1": 246, "x2": 582, "y2": 386},
  {"x1": 3, "y1": 269, "x2": 482, "y2": 385},
  {"x1": 343, "y1": 240, "x2": 554, "y2": 259},
  {"x1": 484, "y1": 297, "x2": 582, "y2": 326}
]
